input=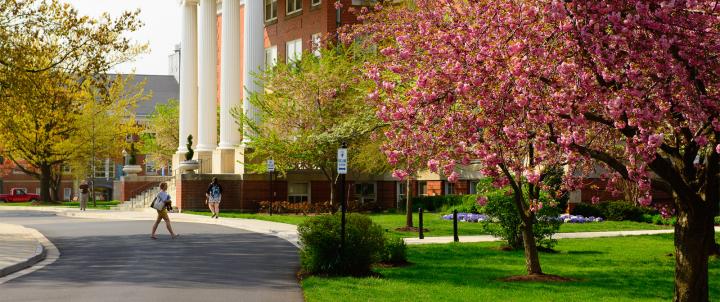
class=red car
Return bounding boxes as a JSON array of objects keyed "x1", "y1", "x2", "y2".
[{"x1": 0, "y1": 188, "x2": 41, "y2": 203}]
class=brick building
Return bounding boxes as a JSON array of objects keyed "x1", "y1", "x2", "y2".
[{"x1": 161, "y1": 0, "x2": 485, "y2": 212}]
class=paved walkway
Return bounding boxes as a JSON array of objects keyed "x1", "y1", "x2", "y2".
[{"x1": 0, "y1": 223, "x2": 47, "y2": 278}]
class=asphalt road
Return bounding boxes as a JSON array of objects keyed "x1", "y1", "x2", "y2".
[{"x1": 0, "y1": 211, "x2": 303, "y2": 302}]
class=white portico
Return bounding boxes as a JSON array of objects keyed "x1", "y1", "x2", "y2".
[{"x1": 175, "y1": 0, "x2": 264, "y2": 175}]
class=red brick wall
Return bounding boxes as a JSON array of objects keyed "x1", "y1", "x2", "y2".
[
  {"x1": 176, "y1": 177, "x2": 289, "y2": 211},
  {"x1": 311, "y1": 181, "x2": 331, "y2": 203},
  {"x1": 455, "y1": 180, "x2": 470, "y2": 195}
]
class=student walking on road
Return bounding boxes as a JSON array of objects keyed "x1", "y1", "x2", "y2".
[
  {"x1": 151, "y1": 182, "x2": 178, "y2": 240},
  {"x1": 206, "y1": 177, "x2": 223, "y2": 219}
]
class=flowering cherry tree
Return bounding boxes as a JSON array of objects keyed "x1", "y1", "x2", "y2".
[
  {"x1": 345, "y1": 0, "x2": 719, "y2": 300},
  {"x1": 344, "y1": 0, "x2": 570, "y2": 277}
]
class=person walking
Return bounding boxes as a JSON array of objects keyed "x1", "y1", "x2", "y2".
[
  {"x1": 78, "y1": 181, "x2": 89, "y2": 211},
  {"x1": 206, "y1": 177, "x2": 223, "y2": 219},
  {"x1": 151, "y1": 182, "x2": 178, "y2": 240}
]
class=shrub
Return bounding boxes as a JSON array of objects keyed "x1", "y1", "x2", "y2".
[
  {"x1": 601, "y1": 201, "x2": 650, "y2": 221},
  {"x1": 382, "y1": 236, "x2": 407, "y2": 264},
  {"x1": 298, "y1": 213, "x2": 385, "y2": 276},
  {"x1": 481, "y1": 190, "x2": 561, "y2": 249},
  {"x1": 714, "y1": 216, "x2": 720, "y2": 225},
  {"x1": 571, "y1": 203, "x2": 604, "y2": 218}
]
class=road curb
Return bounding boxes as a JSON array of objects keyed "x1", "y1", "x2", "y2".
[{"x1": 0, "y1": 226, "x2": 47, "y2": 278}]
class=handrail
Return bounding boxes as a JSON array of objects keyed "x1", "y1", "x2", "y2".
[{"x1": 126, "y1": 176, "x2": 174, "y2": 201}]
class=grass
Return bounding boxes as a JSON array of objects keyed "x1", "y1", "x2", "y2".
[
  {"x1": 183, "y1": 211, "x2": 672, "y2": 237},
  {"x1": 302, "y1": 234, "x2": 720, "y2": 302},
  {"x1": 0, "y1": 200, "x2": 121, "y2": 210}
]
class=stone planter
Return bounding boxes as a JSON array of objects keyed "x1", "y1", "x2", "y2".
[
  {"x1": 122, "y1": 165, "x2": 142, "y2": 177},
  {"x1": 178, "y1": 160, "x2": 200, "y2": 174}
]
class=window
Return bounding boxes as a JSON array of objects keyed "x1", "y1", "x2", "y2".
[
  {"x1": 417, "y1": 181, "x2": 428, "y2": 196},
  {"x1": 286, "y1": 38, "x2": 302, "y2": 63},
  {"x1": 311, "y1": 0, "x2": 321, "y2": 6},
  {"x1": 15, "y1": 188, "x2": 27, "y2": 195},
  {"x1": 265, "y1": 46, "x2": 278, "y2": 68},
  {"x1": 35, "y1": 188, "x2": 41, "y2": 194},
  {"x1": 264, "y1": 0, "x2": 277, "y2": 22},
  {"x1": 352, "y1": 0, "x2": 378, "y2": 5},
  {"x1": 64, "y1": 188, "x2": 72, "y2": 201},
  {"x1": 286, "y1": 0, "x2": 302, "y2": 15},
  {"x1": 354, "y1": 182, "x2": 376, "y2": 204},
  {"x1": 396, "y1": 181, "x2": 407, "y2": 208},
  {"x1": 145, "y1": 161, "x2": 157, "y2": 174},
  {"x1": 288, "y1": 182, "x2": 310, "y2": 203},
  {"x1": 311, "y1": 33, "x2": 322, "y2": 57},
  {"x1": 469, "y1": 180, "x2": 480, "y2": 195},
  {"x1": 445, "y1": 181, "x2": 456, "y2": 195},
  {"x1": 61, "y1": 164, "x2": 72, "y2": 174}
]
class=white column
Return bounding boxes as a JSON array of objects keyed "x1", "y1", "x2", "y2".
[
  {"x1": 196, "y1": 0, "x2": 218, "y2": 152},
  {"x1": 178, "y1": 0, "x2": 199, "y2": 153},
  {"x1": 218, "y1": 0, "x2": 242, "y2": 149},
  {"x1": 242, "y1": 0, "x2": 264, "y2": 142}
]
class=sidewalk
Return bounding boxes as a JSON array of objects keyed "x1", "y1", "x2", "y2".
[
  {"x1": 0, "y1": 223, "x2": 46, "y2": 278},
  {"x1": 403, "y1": 229, "x2": 679, "y2": 245}
]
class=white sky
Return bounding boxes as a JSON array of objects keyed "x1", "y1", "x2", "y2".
[{"x1": 63, "y1": 0, "x2": 181, "y2": 75}]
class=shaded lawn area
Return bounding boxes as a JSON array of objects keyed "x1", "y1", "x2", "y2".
[
  {"x1": 0, "y1": 201, "x2": 120, "y2": 210},
  {"x1": 302, "y1": 234, "x2": 720, "y2": 302},
  {"x1": 184, "y1": 211, "x2": 672, "y2": 237}
]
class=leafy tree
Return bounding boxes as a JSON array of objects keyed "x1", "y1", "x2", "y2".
[
  {"x1": 0, "y1": 0, "x2": 145, "y2": 202},
  {"x1": 240, "y1": 44, "x2": 388, "y2": 205},
  {"x1": 348, "y1": 0, "x2": 720, "y2": 300},
  {"x1": 141, "y1": 99, "x2": 179, "y2": 169}
]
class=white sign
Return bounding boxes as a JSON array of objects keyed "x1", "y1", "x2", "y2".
[
  {"x1": 267, "y1": 159, "x2": 275, "y2": 172},
  {"x1": 337, "y1": 148, "x2": 347, "y2": 174}
]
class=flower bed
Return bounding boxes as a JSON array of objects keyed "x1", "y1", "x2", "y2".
[
  {"x1": 559, "y1": 214, "x2": 604, "y2": 223},
  {"x1": 441, "y1": 213, "x2": 488, "y2": 223}
]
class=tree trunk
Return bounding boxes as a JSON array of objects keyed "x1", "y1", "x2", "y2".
[
  {"x1": 673, "y1": 206, "x2": 712, "y2": 302},
  {"x1": 520, "y1": 217, "x2": 543, "y2": 275},
  {"x1": 405, "y1": 178, "x2": 413, "y2": 228},
  {"x1": 39, "y1": 164, "x2": 52, "y2": 202}
]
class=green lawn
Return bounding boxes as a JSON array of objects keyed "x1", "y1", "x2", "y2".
[
  {"x1": 302, "y1": 234, "x2": 720, "y2": 302},
  {"x1": 0, "y1": 200, "x2": 121, "y2": 210},
  {"x1": 184, "y1": 211, "x2": 672, "y2": 237}
]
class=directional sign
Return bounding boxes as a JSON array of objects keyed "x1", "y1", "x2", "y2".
[
  {"x1": 267, "y1": 159, "x2": 275, "y2": 172},
  {"x1": 337, "y1": 148, "x2": 348, "y2": 174}
]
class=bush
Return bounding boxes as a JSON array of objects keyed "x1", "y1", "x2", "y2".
[
  {"x1": 640, "y1": 214, "x2": 676, "y2": 226},
  {"x1": 382, "y1": 236, "x2": 407, "y2": 264},
  {"x1": 714, "y1": 216, "x2": 720, "y2": 225},
  {"x1": 571, "y1": 203, "x2": 604, "y2": 218},
  {"x1": 481, "y1": 190, "x2": 561, "y2": 250},
  {"x1": 601, "y1": 201, "x2": 650, "y2": 221},
  {"x1": 298, "y1": 213, "x2": 385, "y2": 276}
]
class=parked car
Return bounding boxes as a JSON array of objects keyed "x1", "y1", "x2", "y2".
[{"x1": 0, "y1": 188, "x2": 41, "y2": 203}]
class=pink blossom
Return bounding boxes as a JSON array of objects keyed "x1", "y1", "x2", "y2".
[
  {"x1": 392, "y1": 169, "x2": 409, "y2": 180},
  {"x1": 476, "y1": 196, "x2": 488, "y2": 206},
  {"x1": 427, "y1": 159, "x2": 439, "y2": 172},
  {"x1": 447, "y1": 171, "x2": 460, "y2": 183},
  {"x1": 638, "y1": 195, "x2": 652, "y2": 207},
  {"x1": 716, "y1": 144, "x2": 720, "y2": 154},
  {"x1": 591, "y1": 196, "x2": 600, "y2": 204},
  {"x1": 333, "y1": 1, "x2": 343, "y2": 9},
  {"x1": 524, "y1": 170, "x2": 541, "y2": 184},
  {"x1": 694, "y1": 135, "x2": 708, "y2": 146}
]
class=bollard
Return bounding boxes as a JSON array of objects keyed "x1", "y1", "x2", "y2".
[
  {"x1": 419, "y1": 208, "x2": 424, "y2": 239},
  {"x1": 453, "y1": 209, "x2": 459, "y2": 242}
]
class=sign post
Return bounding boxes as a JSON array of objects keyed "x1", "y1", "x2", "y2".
[
  {"x1": 267, "y1": 159, "x2": 275, "y2": 216},
  {"x1": 337, "y1": 143, "x2": 348, "y2": 252}
]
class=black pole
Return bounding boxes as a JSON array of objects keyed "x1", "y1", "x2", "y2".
[
  {"x1": 419, "y1": 207, "x2": 424, "y2": 239},
  {"x1": 339, "y1": 142, "x2": 347, "y2": 253},
  {"x1": 453, "y1": 209, "x2": 459, "y2": 242},
  {"x1": 268, "y1": 171, "x2": 273, "y2": 216}
]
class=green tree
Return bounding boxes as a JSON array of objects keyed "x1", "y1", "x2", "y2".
[
  {"x1": 141, "y1": 99, "x2": 179, "y2": 169},
  {"x1": 239, "y1": 45, "x2": 388, "y2": 205},
  {"x1": 0, "y1": 0, "x2": 145, "y2": 202}
]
